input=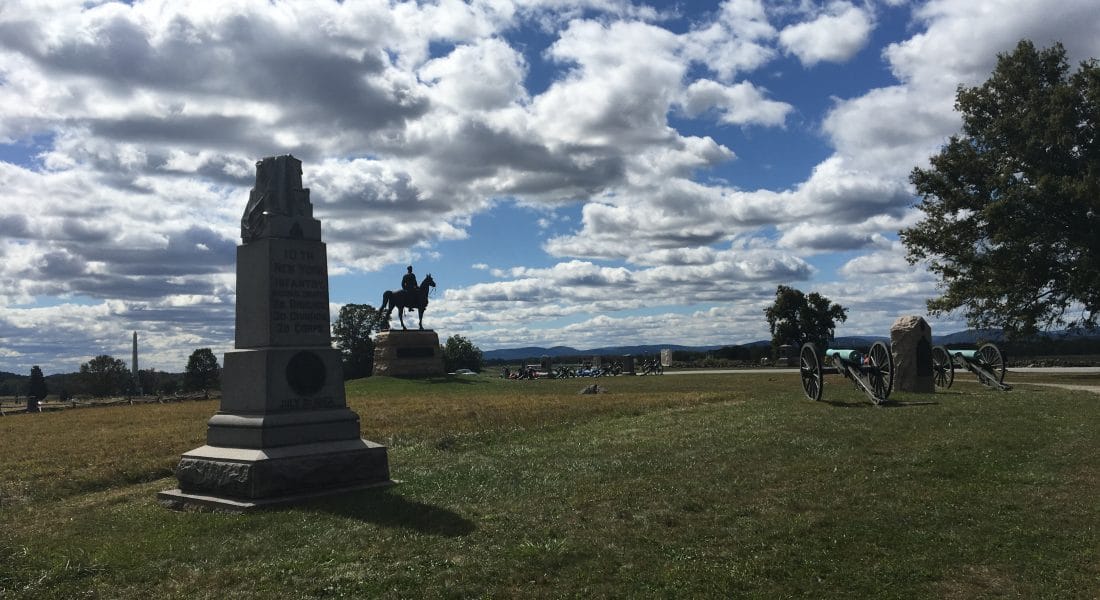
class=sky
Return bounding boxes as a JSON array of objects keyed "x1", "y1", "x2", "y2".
[{"x1": 2, "y1": 0, "x2": 1099, "y2": 375}]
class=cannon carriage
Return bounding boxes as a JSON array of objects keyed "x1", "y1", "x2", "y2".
[
  {"x1": 799, "y1": 342, "x2": 895, "y2": 405},
  {"x1": 931, "y1": 343, "x2": 1012, "y2": 391}
]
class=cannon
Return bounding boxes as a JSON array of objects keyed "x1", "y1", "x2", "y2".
[
  {"x1": 799, "y1": 342, "x2": 895, "y2": 405},
  {"x1": 931, "y1": 343, "x2": 1012, "y2": 391}
]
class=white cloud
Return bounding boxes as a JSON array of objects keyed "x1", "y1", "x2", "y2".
[
  {"x1": 533, "y1": 19, "x2": 684, "y2": 147},
  {"x1": 682, "y1": 0, "x2": 778, "y2": 81},
  {"x1": 2, "y1": 0, "x2": 1099, "y2": 372},
  {"x1": 681, "y1": 79, "x2": 793, "y2": 127},
  {"x1": 779, "y1": 2, "x2": 873, "y2": 67},
  {"x1": 419, "y1": 38, "x2": 529, "y2": 111}
]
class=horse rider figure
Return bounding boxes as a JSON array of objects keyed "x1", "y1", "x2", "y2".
[
  {"x1": 402, "y1": 265, "x2": 418, "y2": 293},
  {"x1": 380, "y1": 265, "x2": 435, "y2": 330}
]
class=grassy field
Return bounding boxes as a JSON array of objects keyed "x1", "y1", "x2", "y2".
[{"x1": 1, "y1": 372, "x2": 1097, "y2": 598}]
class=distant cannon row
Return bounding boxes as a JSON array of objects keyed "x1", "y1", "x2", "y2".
[
  {"x1": 501, "y1": 356, "x2": 665, "y2": 379},
  {"x1": 798, "y1": 341, "x2": 1011, "y2": 405}
]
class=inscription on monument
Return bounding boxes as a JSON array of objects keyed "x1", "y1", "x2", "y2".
[
  {"x1": 396, "y1": 346, "x2": 437, "y2": 359},
  {"x1": 916, "y1": 338, "x2": 933, "y2": 376},
  {"x1": 279, "y1": 395, "x2": 337, "y2": 410},
  {"x1": 270, "y1": 248, "x2": 329, "y2": 337}
]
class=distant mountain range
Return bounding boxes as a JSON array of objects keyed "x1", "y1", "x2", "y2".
[
  {"x1": 482, "y1": 344, "x2": 726, "y2": 361},
  {"x1": 482, "y1": 328, "x2": 1098, "y2": 361}
]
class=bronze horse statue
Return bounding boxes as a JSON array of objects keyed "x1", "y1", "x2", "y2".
[{"x1": 380, "y1": 274, "x2": 435, "y2": 330}]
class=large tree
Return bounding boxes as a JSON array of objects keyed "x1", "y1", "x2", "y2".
[
  {"x1": 80, "y1": 354, "x2": 130, "y2": 398},
  {"x1": 184, "y1": 348, "x2": 221, "y2": 395},
  {"x1": 764, "y1": 285, "x2": 848, "y2": 352},
  {"x1": 901, "y1": 40, "x2": 1100, "y2": 336},
  {"x1": 26, "y1": 365, "x2": 47, "y2": 412},
  {"x1": 137, "y1": 368, "x2": 159, "y2": 397},
  {"x1": 443, "y1": 334, "x2": 483, "y2": 373},
  {"x1": 332, "y1": 303, "x2": 381, "y2": 379}
]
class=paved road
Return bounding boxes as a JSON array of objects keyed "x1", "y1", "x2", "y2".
[
  {"x1": 662, "y1": 368, "x2": 798, "y2": 375},
  {"x1": 1024, "y1": 383, "x2": 1100, "y2": 394},
  {"x1": 663, "y1": 367, "x2": 1100, "y2": 375},
  {"x1": 661, "y1": 367, "x2": 1100, "y2": 395},
  {"x1": 1006, "y1": 367, "x2": 1100, "y2": 373}
]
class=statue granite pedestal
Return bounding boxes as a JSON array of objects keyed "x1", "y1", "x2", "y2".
[
  {"x1": 373, "y1": 330, "x2": 445, "y2": 377},
  {"x1": 159, "y1": 155, "x2": 391, "y2": 510}
]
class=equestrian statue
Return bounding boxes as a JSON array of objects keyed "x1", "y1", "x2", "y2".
[{"x1": 379, "y1": 266, "x2": 436, "y2": 330}]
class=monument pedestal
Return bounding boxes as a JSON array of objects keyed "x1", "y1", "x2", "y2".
[
  {"x1": 159, "y1": 155, "x2": 391, "y2": 511},
  {"x1": 160, "y1": 440, "x2": 391, "y2": 509},
  {"x1": 373, "y1": 330, "x2": 445, "y2": 377}
]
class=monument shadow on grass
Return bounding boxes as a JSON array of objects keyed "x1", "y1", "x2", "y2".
[{"x1": 306, "y1": 489, "x2": 476, "y2": 538}]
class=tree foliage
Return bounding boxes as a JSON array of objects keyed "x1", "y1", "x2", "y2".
[
  {"x1": 27, "y1": 365, "x2": 48, "y2": 400},
  {"x1": 80, "y1": 354, "x2": 130, "y2": 397},
  {"x1": 26, "y1": 365, "x2": 47, "y2": 411},
  {"x1": 137, "y1": 368, "x2": 159, "y2": 396},
  {"x1": 332, "y1": 303, "x2": 381, "y2": 379},
  {"x1": 184, "y1": 348, "x2": 221, "y2": 393},
  {"x1": 764, "y1": 285, "x2": 848, "y2": 352},
  {"x1": 443, "y1": 334, "x2": 483, "y2": 373},
  {"x1": 901, "y1": 40, "x2": 1100, "y2": 336}
]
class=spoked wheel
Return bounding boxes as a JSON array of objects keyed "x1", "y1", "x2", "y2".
[
  {"x1": 867, "y1": 341, "x2": 894, "y2": 402},
  {"x1": 977, "y1": 343, "x2": 1006, "y2": 383},
  {"x1": 932, "y1": 345, "x2": 954, "y2": 389},
  {"x1": 799, "y1": 342, "x2": 823, "y2": 401}
]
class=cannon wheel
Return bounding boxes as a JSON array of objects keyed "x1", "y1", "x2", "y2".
[
  {"x1": 932, "y1": 345, "x2": 954, "y2": 389},
  {"x1": 977, "y1": 343, "x2": 1006, "y2": 383},
  {"x1": 867, "y1": 341, "x2": 894, "y2": 401},
  {"x1": 799, "y1": 342, "x2": 823, "y2": 401}
]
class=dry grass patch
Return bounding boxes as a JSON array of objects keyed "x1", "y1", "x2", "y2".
[{"x1": 2, "y1": 373, "x2": 1098, "y2": 598}]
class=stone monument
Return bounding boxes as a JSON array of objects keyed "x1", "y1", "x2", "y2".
[
  {"x1": 131, "y1": 331, "x2": 140, "y2": 396},
  {"x1": 890, "y1": 315, "x2": 935, "y2": 393},
  {"x1": 372, "y1": 330, "x2": 445, "y2": 377},
  {"x1": 159, "y1": 155, "x2": 391, "y2": 510},
  {"x1": 371, "y1": 267, "x2": 445, "y2": 377}
]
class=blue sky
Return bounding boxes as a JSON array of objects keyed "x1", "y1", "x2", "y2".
[{"x1": 2, "y1": 0, "x2": 1099, "y2": 374}]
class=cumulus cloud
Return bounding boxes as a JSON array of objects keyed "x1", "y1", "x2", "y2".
[
  {"x1": 419, "y1": 38, "x2": 529, "y2": 111},
  {"x1": 2, "y1": 0, "x2": 1099, "y2": 372},
  {"x1": 681, "y1": 79, "x2": 793, "y2": 126},
  {"x1": 778, "y1": 2, "x2": 874, "y2": 67},
  {"x1": 682, "y1": 0, "x2": 778, "y2": 81}
]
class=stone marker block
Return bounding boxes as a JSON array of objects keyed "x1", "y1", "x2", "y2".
[
  {"x1": 890, "y1": 315, "x2": 935, "y2": 393},
  {"x1": 373, "y1": 330, "x2": 445, "y2": 377}
]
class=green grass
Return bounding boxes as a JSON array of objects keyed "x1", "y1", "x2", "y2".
[{"x1": 1, "y1": 374, "x2": 1098, "y2": 598}]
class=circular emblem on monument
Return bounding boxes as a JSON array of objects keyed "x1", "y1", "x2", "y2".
[{"x1": 286, "y1": 351, "x2": 326, "y2": 396}]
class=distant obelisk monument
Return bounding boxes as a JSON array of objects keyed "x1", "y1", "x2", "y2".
[
  {"x1": 159, "y1": 155, "x2": 391, "y2": 510},
  {"x1": 131, "y1": 331, "x2": 140, "y2": 396}
]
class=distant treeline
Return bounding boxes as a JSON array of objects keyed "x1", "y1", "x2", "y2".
[
  {"x1": 0, "y1": 370, "x2": 188, "y2": 400},
  {"x1": 994, "y1": 336, "x2": 1100, "y2": 364}
]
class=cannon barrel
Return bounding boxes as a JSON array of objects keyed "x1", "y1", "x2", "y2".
[{"x1": 825, "y1": 349, "x2": 862, "y2": 363}]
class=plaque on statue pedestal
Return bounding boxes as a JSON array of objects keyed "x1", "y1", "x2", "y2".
[
  {"x1": 159, "y1": 155, "x2": 392, "y2": 510},
  {"x1": 373, "y1": 330, "x2": 446, "y2": 377}
]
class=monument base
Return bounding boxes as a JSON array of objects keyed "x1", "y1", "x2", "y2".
[
  {"x1": 158, "y1": 438, "x2": 392, "y2": 511},
  {"x1": 373, "y1": 330, "x2": 446, "y2": 377},
  {"x1": 157, "y1": 480, "x2": 395, "y2": 512}
]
